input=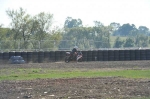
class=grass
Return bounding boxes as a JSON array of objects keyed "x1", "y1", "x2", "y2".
[{"x1": 0, "y1": 68, "x2": 150, "y2": 81}]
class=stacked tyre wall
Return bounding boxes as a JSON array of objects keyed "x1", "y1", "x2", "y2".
[{"x1": 0, "y1": 49, "x2": 150, "y2": 63}]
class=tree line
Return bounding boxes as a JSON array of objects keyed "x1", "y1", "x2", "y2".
[{"x1": 0, "y1": 8, "x2": 150, "y2": 51}]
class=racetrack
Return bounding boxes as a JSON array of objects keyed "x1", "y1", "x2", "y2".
[{"x1": 1, "y1": 60, "x2": 150, "y2": 69}]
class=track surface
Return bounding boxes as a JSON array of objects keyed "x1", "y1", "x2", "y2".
[{"x1": 0, "y1": 61, "x2": 150, "y2": 99}]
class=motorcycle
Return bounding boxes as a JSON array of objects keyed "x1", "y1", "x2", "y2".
[{"x1": 65, "y1": 51, "x2": 83, "y2": 63}]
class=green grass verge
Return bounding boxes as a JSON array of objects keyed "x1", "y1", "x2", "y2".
[{"x1": 0, "y1": 69, "x2": 150, "y2": 81}]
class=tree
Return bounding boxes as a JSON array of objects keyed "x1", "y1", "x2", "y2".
[
  {"x1": 110, "y1": 22, "x2": 120, "y2": 31},
  {"x1": 128, "y1": 27, "x2": 149, "y2": 47},
  {"x1": 0, "y1": 27, "x2": 12, "y2": 50},
  {"x1": 48, "y1": 26, "x2": 63, "y2": 50},
  {"x1": 64, "y1": 17, "x2": 82, "y2": 28},
  {"x1": 6, "y1": 8, "x2": 54, "y2": 49},
  {"x1": 138, "y1": 26, "x2": 150, "y2": 35},
  {"x1": 113, "y1": 37, "x2": 124, "y2": 48},
  {"x1": 61, "y1": 24, "x2": 112, "y2": 49},
  {"x1": 93, "y1": 26, "x2": 112, "y2": 48},
  {"x1": 32, "y1": 12, "x2": 53, "y2": 41},
  {"x1": 0, "y1": 24, "x2": 3, "y2": 27},
  {"x1": 117, "y1": 23, "x2": 136, "y2": 36},
  {"x1": 135, "y1": 34, "x2": 149, "y2": 47},
  {"x1": 123, "y1": 38, "x2": 135, "y2": 47},
  {"x1": 110, "y1": 22, "x2": 121, "y2": 36},
  {"x1": 93, "y1": 21, "x2": 103, "y2": 27},
  {"x1": 0, "y1": 27, "x2": 9, "y2": 40},
  {"x1": 6, "y1": 7, "x2": 32, "y2": 49}
]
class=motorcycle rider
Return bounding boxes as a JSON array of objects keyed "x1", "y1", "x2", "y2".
[{"x1": 71, "y1": 46, "x2": 78, "y2": 60}]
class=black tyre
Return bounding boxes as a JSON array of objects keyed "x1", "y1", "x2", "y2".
[
  {"x1": 65, "y1": 56, "x2": 70, "y2": 63},
  {"x1": 77, "y1": 57, "x2": 83, "y2": 62}
]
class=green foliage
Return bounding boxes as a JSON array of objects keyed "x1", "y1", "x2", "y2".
[
  {"x1": 123, "y1": 38, "x2": 135, "y2": 47},
  {"x1": 110, "y1": 22, "x2": 120, "y2": 31},
  {"x1": 6, "y1": 8, "x2": 32, "y2": 49},
  {"x1": 135, "y1": 34, "x2": 149, "y2": 47},
  {"x1": 116, "y1": 23, "x2": 136, "y2": 36},
  {"x1": 113, "y1": 37, "x2": 124, "y2": 48},
  {"x1": 93, "y1": 21, "x2": 103, "y2": 27},
  {"x1": 1, "y1": 8, "x2": 150, "y2": 50},
  {"x1": 4, "y1": 8, "x2": 56, "y2": 50},
  {"x1": 0, "y1": 28, "x2": 10, "y2": 40},
  {"x1": 112, "y1": 23, "x2": 150, "y2": 48},
  {"x1": 0, "y1": 28, "x2": 13, "y2": 50},
  {"x1": 0, "y1": 68, "x2": 150, "y2": 81},
  {"x1": 39, "y1": 32, "x2": 62, "y2": 50},
  {"x1": 32, "y1": 12, "x2": 53, "y2": 41},
  {"x1": 138, "y1": 26, "x2": 150, "y2": 35},
  {"x1": 64, "y1": 17, "x2": 82, "y2": 28},
  {"x1": 61, "y1": 23, "x2": 112, "y2": 49}
]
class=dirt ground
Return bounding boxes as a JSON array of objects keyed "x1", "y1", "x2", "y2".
[{"x1": 0, "y1": 61, "x2": 150, "y2": 99}]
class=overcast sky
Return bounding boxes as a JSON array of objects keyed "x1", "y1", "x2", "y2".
[{"x1": 0, "y1": 0, "x2": 150, "y2": 29}]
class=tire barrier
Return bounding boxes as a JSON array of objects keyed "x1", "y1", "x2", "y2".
[
  {"x1": 92, "y1": 50, "x2": 98, "y2": 61},
  {"x1": 3, "y1": 52, "x2": 9, "y2": 63},
  {"x1": 44, "y1": 51, "x2": 50, "y2": 62},
  {"x1": 98, "y1": 50, "x2": 103, "y2": 61},
  {"x1": 32, "y1": 52, "x2": 38, "y2": 63},
  {"x1": 135, "y1": 50, "x2": 140, "y2": 60},
  {"x1": 103, "y1": 50, "x2": 108, "y2": 61},
  {"x1": 0, "y1": 52, "x2": 3, "y2": 63},
  {"x1": 108, "y1": 50, "x2": 114, "y2": 61},
  {"x1": 38, "y1": 51, "x2": 44, "y2": 63},
  {"x1": 1, "y1": 49, "x2": 150, "y2": 63},
  {"x1": 21, "y1": 52, "x2": 27, "y2": 62},
  {"x1": 87, "y1": 51, "x2": 92, "y2": 61},
  {"x1": 49, "y1": 51, "x2": 55, "y2": 62},
  {"x1": 60, "y1": 51, "x2": 66, "y2": 61},
  {"x1": 114, "y1": 50, "x2": 119, "y2": 61},
  {"x1": 130, "y1": 50, "x2": 135, "y2": 60},
  {"x1": 119, "y1": 50, "x2": 124, "y2": 61},
  {"x1": 9, "y1": 52, "x2": 15, "y2": 58},
  {"x1": 15, "y1": 52, "x2": 21, "y2": 56},
  {"x1": 124, "y1": 50, "x2": 130, "y2": 61},
  {"x1": 27, "y1": 52, "x2": 33, "y2": 63},
  {"x1": 140, "y1": 50, "x2": 146, "y2": 60},
  {"x1": 55, "y1": 51, "x2": 61, "y2": 61},
  {"x1": 82, "y1": 51, "x2": 87, "y2": 61},
  {"x1": 146, "y1": 49, "x2": 150, "y2": 60}
]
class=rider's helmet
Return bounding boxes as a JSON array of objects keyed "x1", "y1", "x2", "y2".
[{"x1": 74, "y1": 46, "x2": 78, "y2": 49}]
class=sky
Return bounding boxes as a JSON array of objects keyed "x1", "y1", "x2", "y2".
[{"x1": 0, "y1": 0, "x2": 150, "y2": 29}]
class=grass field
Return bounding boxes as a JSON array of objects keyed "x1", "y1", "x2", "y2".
[{"x1": 1, "y1": 68, "x2": 150, "y2": 81}]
